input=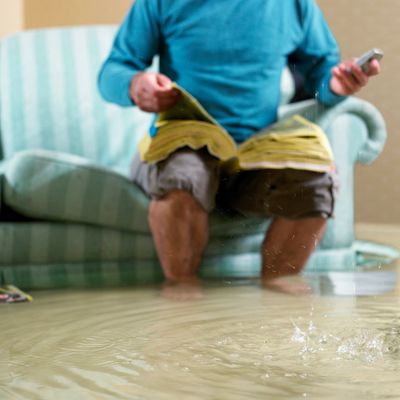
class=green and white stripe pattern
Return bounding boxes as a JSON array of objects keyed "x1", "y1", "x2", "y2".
[
  {"x1": 2, "y1": 239, "x2": 395, "y2": 290},
  {"x1": 3, "y1": 150, "x2": 270, "y2": 237},
  {"x1": 0, "y1": 222, "x2": 268, "y2": 266},
  {"x1": 0, "y1": 26, "x2": 152, "y2": 172},
  {"x1": 0, "y1": 245, "x2": 362, "y2": 290}
]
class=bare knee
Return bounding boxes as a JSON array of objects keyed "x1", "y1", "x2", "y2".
[{"x1": 149, "y1": 190, "x2": 205, "y2": 225}]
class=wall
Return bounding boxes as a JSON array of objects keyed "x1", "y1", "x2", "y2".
[
  {"x1": 24, "y1": 0, "x2": 132, "y2": 29},
  {"x1": 0, "y1": 0, "x2": 23, "y2": 37},
  {"x1": 0, "y1": 0, "x2": 399, "y2": 224}
]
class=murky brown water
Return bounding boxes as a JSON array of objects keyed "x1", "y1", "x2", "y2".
[{"x1": 1, "y1": 262, "x2": 400, "y2": 400}]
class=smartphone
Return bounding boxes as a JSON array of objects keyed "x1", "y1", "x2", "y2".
[{"x1": 355, "y1": 48, "x2": 384, "y2": 73}]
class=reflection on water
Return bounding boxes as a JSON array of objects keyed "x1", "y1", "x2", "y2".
[
  {"x1": 1, "y1": 265, "x2": 400, "y2": 400},
  {"x1": 307, "y1": 271, "x2": 397, "y2": 296}
]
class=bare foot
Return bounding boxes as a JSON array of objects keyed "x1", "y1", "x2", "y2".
[
  {"x1": 261, "y1": 276, "x2": 312, "y2": 296},
  {"x1": 161, "y1": 278, "x2": 204, "y2": 301}
]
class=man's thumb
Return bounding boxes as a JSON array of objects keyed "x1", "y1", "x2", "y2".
[{"x1": 156, "y1": 74, "x2": 173, "y2": 90}]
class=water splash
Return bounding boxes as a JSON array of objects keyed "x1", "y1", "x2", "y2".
[{"x1": 291, "y1": 318, "x2": 400, "y2": 364}]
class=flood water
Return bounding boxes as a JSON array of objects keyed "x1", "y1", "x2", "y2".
[{"x1": 1, "y1": 260, "x2": 400, "y2": 400}]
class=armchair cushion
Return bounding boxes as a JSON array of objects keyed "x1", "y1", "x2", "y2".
[
  {"x1": 3, "y1": 149, "x2": 152, "y2": 233},
  {"x1": 3, "y1": 149, "x2": 269, "y2": 236}
]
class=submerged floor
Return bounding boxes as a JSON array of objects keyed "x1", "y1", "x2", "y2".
[{"x1": 1, "y1": 225, "x2": 400, "y2": 399}]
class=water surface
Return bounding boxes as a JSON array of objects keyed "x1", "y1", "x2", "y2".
[{"x1": 1, "y1": 264, "x2": 400, "y2": 400}]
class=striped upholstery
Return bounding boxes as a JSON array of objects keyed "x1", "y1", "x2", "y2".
[
  {"x1": 0, "y1": 243, "x2": 363, "y2": 290},
  {"x1": 4, "y1": 150, "x2": 151, "y2": 233},
  {"x1": 0, "y1": 171, "x2": 4, "y2": 217},
  {"x1": 0, "y1": 222, "x2": 266, "y2": 265},
  {"x1": 4, "y1": 241, "x2": 391, "y2": 289},
  {"x1": 0, "y1": 260, "x2": 164, "y2": 289},
  {"x1": 0, "y1": 26, "x2": 152, "y2": 172},
  {"x1": 3, "y1": 149, "x2": 270, "y2": 236}
]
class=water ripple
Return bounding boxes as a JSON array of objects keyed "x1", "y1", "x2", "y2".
[{"x1": 1, "y1": 277, "x2": 400, "y2": 399}]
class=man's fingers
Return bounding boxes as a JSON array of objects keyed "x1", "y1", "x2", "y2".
[
  {"x1": 335, "y1": 63, "x2": 368, "y2": 93},
  {"x1": 154, "y1": 88, "x2": 180, "y2": 99},
  {"x1": 156, "y1": 73, "x2": 173, "y2": 89},
  {"x1": 345, "y1": 62, "x2": 368, "y2": 86},
  {"x1": 130, "y1": 72, "x2": 180, "y2": 112},
  {"x1": 141, "y1": 74, "x2": 178, "y2": 98},
  {"x1": 158, "y1": 94, "x2": 179, "y2": 106},
  {"x1": 155, "y1": 95, "x2": 180, "y2": 111},
  {"x1": 367, "y1": 59, "x2": 381, "y2": 76},
  {"x1": 135, "y1": 91, "x2": 179, "y2": 112},
  {"x1": 330, "y1": 56, "x2": 381, "y2": 97},
  {"x1": 332, "y1": 67, "x2": 358, "y2": 95},
  {"x1": 154, "y1": 75, "x2": 179, "y2": 98}
]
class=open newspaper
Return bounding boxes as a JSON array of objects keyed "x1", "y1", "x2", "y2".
[{"x1": 138, "y1": 84, "x2": 334, "y2": 173}]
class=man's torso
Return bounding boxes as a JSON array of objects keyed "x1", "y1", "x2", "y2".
[{"x1": 157, "y1": 0, "x2": 307, "y2": 141}]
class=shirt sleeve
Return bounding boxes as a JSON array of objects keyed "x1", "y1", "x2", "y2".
[
  {"x1": 288, "y1": 0, "x2": 346, "y2": 106},
  {"x1": 97, "y1": 0, "x2": 161, "y2": 107}
]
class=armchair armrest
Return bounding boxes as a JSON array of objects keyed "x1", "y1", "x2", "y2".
[{"x1": 278, "y1": 97, "x2": 387, "y2": 164}]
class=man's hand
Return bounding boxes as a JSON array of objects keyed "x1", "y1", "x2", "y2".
[
  {"x1": 130, "y1": 72, "x2": 180, "y2": 112},
  {"x1": 330, "y1": 58, "x2": 381, "y2": 96}
]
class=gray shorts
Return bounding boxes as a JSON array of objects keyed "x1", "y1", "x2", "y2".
[{"x1": 130, "y1": 147, "x2": 338, "y2": 219}]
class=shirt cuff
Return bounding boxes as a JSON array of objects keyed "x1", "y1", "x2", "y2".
[
  {"x1": 115, "y1": 69, "x2": 139, "y2": 107},
  {"x1": 316, "y1": 72, "x2": 347, "y2": 106}
]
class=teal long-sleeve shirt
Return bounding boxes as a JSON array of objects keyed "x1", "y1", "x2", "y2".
[{"x1": 98, "y1": 0, "x2": 345, "y2": 143}]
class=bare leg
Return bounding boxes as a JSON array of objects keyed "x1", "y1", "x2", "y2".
[
  {"x1": 149, "y1": 190, "x2": 209, "y2": 298},
  {"x1": 261, "y1": 216, "x2": 327, "y2": 294}
]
